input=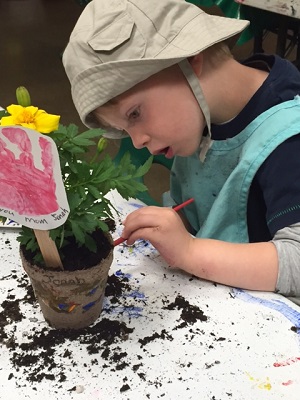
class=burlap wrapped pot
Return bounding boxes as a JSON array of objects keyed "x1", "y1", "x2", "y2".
[{"x1": 20, "y1": 237, "x2": 113, "y2": 330}]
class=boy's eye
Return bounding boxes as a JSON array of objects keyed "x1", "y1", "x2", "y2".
[{"x1": 128, "y1": 107, "x2": 140, "y2": 120}]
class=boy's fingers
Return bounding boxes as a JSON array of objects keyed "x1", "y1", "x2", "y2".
[{"x1": 125, "y1": 226, "x2": 160, "y2": 246}]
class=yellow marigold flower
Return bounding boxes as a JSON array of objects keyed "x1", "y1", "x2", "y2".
[{"x1": 0, "y1": 104, "x2": 60, "y2": 134}]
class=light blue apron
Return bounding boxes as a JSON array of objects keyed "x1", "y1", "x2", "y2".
[{"x1": 171, "y1": 97, "x2": 300, "y2": 242}]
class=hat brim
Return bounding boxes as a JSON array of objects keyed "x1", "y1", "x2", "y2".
[{"x1": 70, "y1": 12, "x2": 249, "y2": 133}]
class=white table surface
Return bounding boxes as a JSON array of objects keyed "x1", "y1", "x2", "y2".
[
  {"x1": 1, "y1": 190, "x2": 300, "y2": 400},
  {"x1": 236, "y1": 0, "x2": 300, "y2": 19}
]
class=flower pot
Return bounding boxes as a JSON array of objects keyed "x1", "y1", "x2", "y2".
[{"x1": 20, "y1": 234, "x2": 113, "y2": 330}]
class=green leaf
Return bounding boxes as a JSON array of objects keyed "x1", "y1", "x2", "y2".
[
  {"x1": 92, "y1": 164, "x2": 116, "y2": 184},
  {"x1": 62, "y1": 142, "x2": 85, "y2": 153},
  {"x1": 76, "y1": 128, "x2": 106, "y2": 139},
  {"x1": 64, "y1": 123, "x2": 79, "y2": 138},
  {"x1": 134, "y1": 156, "x2": 153, "y2": 178},
  {"x1": 0, "y1": 216, "x2": 7, "y2": 224},
  {"x1": 0, "y1": 109, "x2": 9, "y2": 119},
  {"x1": 84, "y1": 234, "x2": 97, "y2": 252},
  {"x1": 96, "y1": 219, "x2": 110, "y2": 232},
  {"x1": 72, "y1": 137, "x2": 96, "y2": 147},
  {"x1": 78, "y1": 186, "x2": 87, "y2": 199},
  {"x1": 87, "y1": 185, "x2": 100, "y2": 198},
  {"x1": 67, "y1": 192, "x2": 82, "y2": 211},
  {"x1": 70, "y1": 220, "x2": 86, "y2": 244}
]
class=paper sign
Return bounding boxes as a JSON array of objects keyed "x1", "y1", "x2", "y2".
[{"x1": 0, "y1": 126, "x2": 69, "y2": 229}]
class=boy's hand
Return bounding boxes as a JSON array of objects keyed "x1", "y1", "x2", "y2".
[
  {"x1": 121, "y1": 206, "x2": 194, "y2": 268},
  {"x1": 122, "y1": 206, "x2": 278, "y2": 292}
]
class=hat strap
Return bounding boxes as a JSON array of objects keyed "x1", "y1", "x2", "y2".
[{"x1": 178, "y1": 59, "x2": 212, "y2": 162}]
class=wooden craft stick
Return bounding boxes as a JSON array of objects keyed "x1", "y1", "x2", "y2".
[{"x1": 34, "y1": 229, "x2": 63, "y2": 270}]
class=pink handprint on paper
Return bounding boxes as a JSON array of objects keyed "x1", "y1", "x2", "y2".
[
  {"x1": 0, "y1": 126, "x2": 69, "y2": 229},
  {"x1": 0, "y1": 127, "x2": 58, "y2": 214}
]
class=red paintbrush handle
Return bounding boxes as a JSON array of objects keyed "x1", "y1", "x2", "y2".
[{"x1": 113, "y1": 198, "x2": 194, "y2": 247}]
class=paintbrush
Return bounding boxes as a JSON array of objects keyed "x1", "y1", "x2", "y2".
[{"x1": 113, "y1": 197, "x2": 194, "y2": 246}]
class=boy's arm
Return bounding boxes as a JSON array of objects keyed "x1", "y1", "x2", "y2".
[
  {"x1": 272, "y1": 223, "x2": 300, "y2": 296},
  {"x1": 185, "y1": 238, "x2": 278, "y2": 291},
  {"x1": 122, "y1": 206, "x2": 279, "y2": 291}
]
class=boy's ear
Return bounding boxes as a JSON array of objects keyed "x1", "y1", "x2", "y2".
[{"x1": 188, "y1": 53, "x2": 204, "y2": 77}]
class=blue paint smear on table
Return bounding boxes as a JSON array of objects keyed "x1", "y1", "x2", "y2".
[
  {"x1": 115, "y1": 269, "x2": 132, "y2": 279},
  {"x1": 233, "y1": 288, "x2": 300, "y2": 333},
  {"x1": 103, "y1": 302, "x2": 144, "y2": 318},
  {"x1": 126, "y1": 290, "x2": 146, "y2": 299},
  {"x1": 103, "y1": 270, "x2": 146, "y2": 318}
]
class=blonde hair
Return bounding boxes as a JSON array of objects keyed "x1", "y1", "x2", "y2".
[
  {"x1": 202, "y1": 41, "x2": 233, "y2": 66},
  {"x1": 92, "y1": 112, "x2": 107, "y2": 128},
  {"x1": 92, "y1": 97, "x2": 120, "y2": 127}
]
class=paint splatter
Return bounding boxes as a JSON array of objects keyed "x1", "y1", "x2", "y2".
[
  {"x1": 103, "y1": 271, "x2": 146, "y2": 318},
  {"x1": 232, "y1": 289, "x2": 300, "y2": 332},
  {"x1": 128, "y1": 202, "x2": 144, "y2": 209},
  {"x1": 282, "y1": 380, "x2": 293, "y2": 386},
  {"x1": 246, "y1": 373, "x2": 272, "y2": 391},
  {"x1": 274, "y1": 357, "x2": 300, "y2": 367},
  {"x1": 115, "y1": 270, "x2": 132, "y2": 280}
]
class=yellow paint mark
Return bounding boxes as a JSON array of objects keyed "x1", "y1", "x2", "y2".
[
  {"x1": 246, "y1": 372, "x2": 272, "y2": 391},
  {"x1": 258, "y1": 378, "x2": 272, "y2": 391}
]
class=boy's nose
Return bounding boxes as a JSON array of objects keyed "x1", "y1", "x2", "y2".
[{"x1": 129, "y1": 130, "x2": 150, "y2": 150}]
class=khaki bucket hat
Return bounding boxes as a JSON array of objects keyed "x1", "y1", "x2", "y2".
[{"x1": 63, "y1": 0, "x2": 249, "y2": 138}]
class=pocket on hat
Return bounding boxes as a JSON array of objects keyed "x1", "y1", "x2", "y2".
[{"x1": 88, "y1": 14, "x2": 145, "y2": 62}]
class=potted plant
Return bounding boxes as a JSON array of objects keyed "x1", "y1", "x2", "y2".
[{"x1": 0, "y1": 86, "x2": 152, "y2": 329}]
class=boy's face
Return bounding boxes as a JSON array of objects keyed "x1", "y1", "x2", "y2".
[{"x1": 95, "y1": 64, "x2": 206, "y2": 158}]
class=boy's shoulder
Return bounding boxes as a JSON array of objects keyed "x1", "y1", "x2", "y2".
[{"x1": 212, "y1": 54, "x2": 300, "y2": 141}]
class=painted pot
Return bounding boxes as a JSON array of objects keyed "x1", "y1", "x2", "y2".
[{"x1": 20, "y1": 240, "x2": 113, "y2": 330}]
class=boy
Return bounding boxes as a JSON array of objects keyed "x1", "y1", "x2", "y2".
[{"x1": 63, "y1": 0, "x2": 300, "y2": 305}]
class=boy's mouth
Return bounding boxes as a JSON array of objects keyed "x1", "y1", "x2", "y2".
[{"x1": 154, "y1": 147, "x2": 173, "y2": 159}]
